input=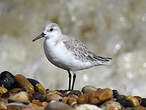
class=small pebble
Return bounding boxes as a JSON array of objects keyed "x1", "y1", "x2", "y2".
[
  {"x1": 78, "y1": 93, "x2": 89, "y2": 104},
  {"x1": 118, "y1": 100, "x2": 135, "y2": 108},
  {"x1": 140, "y1": 98, "x2": 146, "y2": 107},
  {"x1": 82, "y1": 85, "x2": 97, "y2": 94},
  {"x1": 45, "y1": 101, "x2": 74, "y2": 110},
  {"x1": 0, "y1": 86, "x2": 8, "y2": 94},
  {"x1": 75, "y1": 104, "x2": 102, "y2": 110},
  {"x1": 47, "y1": 94, "x2": 62, "y2": 102},
  {"x1": 67, "y1": 97, "x2": 77, "y2": 106},
  {"x1": 126, "y1": 96, "x2": 140, "y2": 106},
  {"x1": 101, "y1": 101, "x2": 121, "y2": 110},
  {"x1": 9, "y1": 91, "x2": 29, "y2": 102},
  {"x1": 0, "y1": 101, "x2": 7, "y2": 110}
]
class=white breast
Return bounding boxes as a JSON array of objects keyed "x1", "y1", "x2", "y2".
[{"x1": 43, "y1": 39, "x2": 92, "y2": 71}]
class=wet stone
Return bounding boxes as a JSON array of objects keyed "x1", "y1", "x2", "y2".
[
  {"x1": 0, "y1": 71, "x2": 15, "y2": 90},
  {"x1": 15, "y1": 74, "x2": 34, "y2": 94}
]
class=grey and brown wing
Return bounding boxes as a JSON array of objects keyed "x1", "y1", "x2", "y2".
[{"x1": 63, "y1": 39, "x2": 112, "y2": 65}]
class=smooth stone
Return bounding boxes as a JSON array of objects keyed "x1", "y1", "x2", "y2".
[
  {"x1": 126, "y1": 96, "x2": 140, "y2": 106},
  {"x1": 15, "y1": 74, "x2": 34, "y2": 93},
  {"x1": 45, "y1": 101, "x2": 74, "y2": 110},
  {"x1": 8, "y1": 91, "x2": 29, "y2": 102},
  {"x1": 0, "y1": 71, "x2": 15, "y2": 90},
  {"x1": 0, "y1": 86, "x2": 8, "y2": 94},
  {"x1": 82, "y1": 85, "x2": 97, "y2": 94},
  {"x1": 75, "y1": 104, "x2": 102, "y2": 110},
  {"x1": 101, "y1": 101, "x2": 121, "y2": 110}
]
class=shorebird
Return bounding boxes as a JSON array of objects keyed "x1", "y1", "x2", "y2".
[{"x1": 32, "y1": 23, "x2": 111, "y2": 90}]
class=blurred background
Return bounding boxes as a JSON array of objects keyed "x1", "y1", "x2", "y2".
[{"x1": 0, "y1": 0, "x2": 146, "y2": 97}]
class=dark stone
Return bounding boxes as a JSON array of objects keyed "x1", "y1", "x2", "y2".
[
  {"x1": 112, "y1": 90, "x2": 119, "y2": 98},
  {"x1": 118, "y1": 100, "x2": 135, "y2": 107},
  {"x1": 0, "y1": 71, "x2": 15, "y2": 90},
  {"x1": 141, "y1": 98, "x2": 146, "y2": 107},
  {"x1": 32, "y1": 92, "x2": 46, "y2": 102},
  {"x1": 27, "y1": 78, "x2": 40, "y2": 86}
]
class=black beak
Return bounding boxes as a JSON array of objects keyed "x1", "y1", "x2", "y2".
[{"x1": 32, "y1": 33, "x2": 45, "y2": 42}]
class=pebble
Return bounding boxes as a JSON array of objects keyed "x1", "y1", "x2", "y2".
[
  {"x1": 67, "y1": 97, "x2": 77, "y2": 106},
  {"x1": 126, "y1": 96, "x2": 140, "y2": 106},
  {"x1": 101, "y1": 101, "x2": 121, "y2": 110},
  {"x1": 9, "y1": 91, "x2": 29, "y2": 102},
  {"x1": 118, "y1": 100, "x2": 135, "y2": 108},
  {"x1": 45, "y1": 101, "x2": 74, "y2": 110},
  {"x1": 15, "y1": 74, "x2": 34, "y2": 94},
  {"x1": 47, "y1": 94, "x2": 62, "y2": 102},
  {"x1": 27, "y1": 78, "x2": 46, "y2": 93},
  {"x1": 88, "y1": 88, "x2": 113, "y2": 105},
  {"x1": 0, "y1": 71, "x2": 15, "y2": 90},
  {"x1": 140, "y1": 98, "x2": 146, "y2": 107},
  {"x1": 78, "y1": 93, "x2": 89, "y2": 104},
  {"x1": 75, "y1": 104, "x2": 102, "y2": 110},
  {"x1": 31, "y1": 92, "x2": 46, "y2": 101},
  {"x1": 0, "y1": 101, "x2": 7, "y2": 110},
  {"x1": 82, "y1": 85, "x2": 97, "y2": 94},
  {"x1": 0, "y1": 86, "x2": 8, "y2": 94}
]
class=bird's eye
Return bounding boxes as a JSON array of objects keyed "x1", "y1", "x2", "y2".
[{"x1": 50, "y1": 28, "x2": 53, "y2": 32}]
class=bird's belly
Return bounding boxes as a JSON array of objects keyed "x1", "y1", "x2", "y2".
[{"x1": 44, "y1": 40, "x2": 92, "y2": 71}]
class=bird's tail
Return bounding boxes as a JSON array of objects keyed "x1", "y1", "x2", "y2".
[{"x1": 96, "y1": 56, "x2": 112, "y2": 65}]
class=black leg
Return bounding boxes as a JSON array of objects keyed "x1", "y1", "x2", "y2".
[
  {"x1": 67, "y1": 70, "x2": 72, "y2": 90},
  {"x1": 72, "y1": 73, "x2": 76, "y2": 90}
]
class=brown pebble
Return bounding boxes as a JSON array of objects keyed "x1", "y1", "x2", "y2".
[
  {"x1": 126, "y1": 96, "x2": 140, "y2": 106},
  {"x1": 62, "y1": 97, "x2": 69, "y2": 104},
  {"x1": 36, "y1": 84, "x2": 46, "y2": 93},
  {"x1": 96, "y1": 88, "x2": 113, "y2": 101},
  {"x1": 32, "y1": 100, "x2": 42, "y2": 106},
  {"x1": 15, "y1": 74, "x2": 34, "y2": 93},
  {"x1": 78, "y1": 93, "x2": 89, "y2": 104},
  {"x1": 134, "y1": 96, "x2": 142, "y2": 102},
  {"x1": 82, "y1": 85, "x2": 97, "y2": 94},
  {"x1": 9, "y1": 91, "x2": 29, "y2": 102},
  {"x1": 47, "y1": 94, "x2": 62, "y2": 102},
  {"x1": 67, "y1": 97, "x2": 77, "y2": 106},
  {"x1": 0, "y1": 87, "x2": 8, "y2": 94},
  {"x1": 42, "y1": 102, "x2": 48, "y2": 107},
  {"x1": 0, "y1": 101, "x2": 7, "y2": 110},
  {"x1": 88, "y1": 88, "x2": 113, "y2": 105}
]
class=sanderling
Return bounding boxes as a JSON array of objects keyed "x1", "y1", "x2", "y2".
[{"x1": 32, "y1": 23, "x2": 111, "y2": 90}]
